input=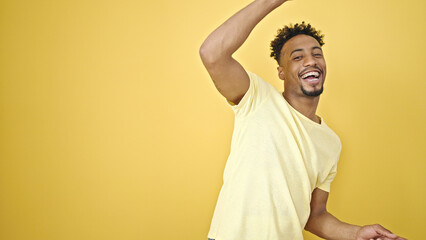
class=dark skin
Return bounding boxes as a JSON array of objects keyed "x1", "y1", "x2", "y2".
[
  {"x1": 277, "y1": 34, "x2": 405, "y2": 240},
  {"x1": 277, "y1": 34, "x2": 326, "y2": 124},
  {"x1": 200, "y1": 0, "x2": 407, "y2": 239}
]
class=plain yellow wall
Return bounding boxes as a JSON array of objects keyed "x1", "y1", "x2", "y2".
[{"x1": 0, "y1": 0, "x2": 425, "y2": 239}]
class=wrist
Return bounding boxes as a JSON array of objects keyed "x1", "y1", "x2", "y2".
[
  {"x1": 257, "y1": 0, "x2": 286, "y2": 10},
  {"x1": 353, "y1": 225, "x2": 362, "y2": 240}
]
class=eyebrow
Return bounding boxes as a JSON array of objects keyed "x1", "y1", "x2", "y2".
[{"x1": 290, "y1": 46, "x2": 323, "y2": 56}]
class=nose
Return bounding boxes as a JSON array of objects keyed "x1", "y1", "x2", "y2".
[{"x1": 303, "y1": 55, "x2": 316, "y2": 67}]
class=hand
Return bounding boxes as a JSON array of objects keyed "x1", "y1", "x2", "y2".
[{"x1": 356, "y1": 224, "x2": 407, "y2": 240}]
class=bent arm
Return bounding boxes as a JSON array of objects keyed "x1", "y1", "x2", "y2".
[
  {"x1": 305, "y1": 208, "x2": 361, "y2": 240},
  {"x1": 199, "y1": 0, "x2": 287, "y2": 104},
  {"x1": 305, "y1": 188, "x2": 361, "y2": 240},
  {"x1": 306, "y1": 188, "x2": 405, "y2": 240}
]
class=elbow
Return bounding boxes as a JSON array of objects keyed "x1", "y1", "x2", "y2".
[
  {"x1": 304, "y1": 209, "x2": 328, "y2": 233},
  {"x1": 199, "y1": 44, "x2": 210, "y2": 63},
  {"x1": 199, "y1": 37, "x2": 230, "y2": 66},
  {"x1": 304, "y1": 218, "x2": 317, "y2": 235},
  {"x1": 199, "y1": 43, "x2": 218, "y2": 66}
]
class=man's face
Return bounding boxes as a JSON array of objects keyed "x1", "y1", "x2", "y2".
[{"x1": 277, "y1": 34, "x2": 326, "y2": 97}]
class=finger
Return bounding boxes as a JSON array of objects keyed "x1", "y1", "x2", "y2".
[
  {"x1": 380, "y1": 237, "x2": 396, "y2": 240},
  {"x1": 374, "y1": 225, "x2": 398, "y2": 239},
  {"x1": 381, "y1": 234, "x2": 407, "y2": 240},
  {"x1": 396, "y1": 237, "x2": 408, "y2": 240}
]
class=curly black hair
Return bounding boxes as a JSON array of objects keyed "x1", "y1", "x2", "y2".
[{"x1": 270, "y1": 22, "x2": 324, "y2": 64}]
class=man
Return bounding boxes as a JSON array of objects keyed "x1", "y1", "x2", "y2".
[{"x1": 199, "y1": 0, "x2": 406, "y2": 240}]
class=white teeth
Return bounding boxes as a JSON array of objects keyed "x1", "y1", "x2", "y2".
[{"x1": 301, "y1": 71, "x2": 320, "y2": 79}]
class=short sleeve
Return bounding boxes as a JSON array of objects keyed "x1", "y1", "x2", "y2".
[
  {"x1": 316, "y1": 162, "x2": 338, "y2": 192},
  {"x1": 226, "y1": 71, "x2": 273, "y2": 118}
]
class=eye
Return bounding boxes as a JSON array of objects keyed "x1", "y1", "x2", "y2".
[
  {"x1": 293, "y1": 56, "x2": 302, "y2": 60},
  {"x1": 313, "y1": 53, "x2": 323, "y2": 57}
]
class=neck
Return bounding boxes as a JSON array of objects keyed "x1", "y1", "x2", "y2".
[{"x1": 282, "y1": 91, "x2": 321, "y2": 124}]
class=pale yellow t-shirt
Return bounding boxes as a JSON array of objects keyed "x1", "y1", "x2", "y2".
[{"x1": 208, "y1": 71, "x2": 342, "y2": 240}]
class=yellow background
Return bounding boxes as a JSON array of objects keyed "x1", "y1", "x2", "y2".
[{"x1": 1, "y1": 0, "x2": 425, "y2": 239}]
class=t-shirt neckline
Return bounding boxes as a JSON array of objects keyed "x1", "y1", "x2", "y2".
[{"x1": 282, "y1": 95, "x2": 324, "y2": 126}]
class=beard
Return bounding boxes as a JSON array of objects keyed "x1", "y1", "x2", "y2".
[{"x1": 301, "y1": 85, "x2": 324, "y2": 97}]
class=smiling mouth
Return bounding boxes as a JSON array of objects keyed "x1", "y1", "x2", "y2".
[{"x1": 300, "y1": 70, "x2": 321, "y2": 83}]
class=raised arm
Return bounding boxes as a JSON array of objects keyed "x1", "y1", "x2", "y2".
[{"x1": 199, "y1": 0, "x2": 287, "y2": 104}]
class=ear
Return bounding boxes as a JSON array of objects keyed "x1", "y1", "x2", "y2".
[{"x1": 277, "y1": 66, "x2": 285, "y2": 81}]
